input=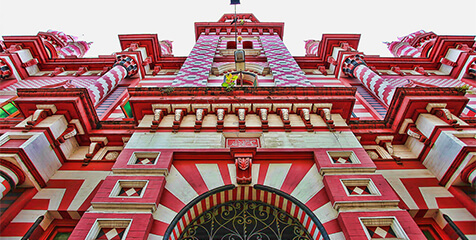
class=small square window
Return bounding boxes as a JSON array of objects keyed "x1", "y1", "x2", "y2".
[
  {"x1": 86, "y1": 219, "x2": 131, "y2": 240},
  {"x1": 110, "y1": 180, "x2": 148, "y2": 198},
  {"x1": 327, "y1": 151, "x2": 360, "y2": 164},
  {"x1": 360, "y1": 217, "x2": 408, "y2": 239},
  {"x1": 341, "y1": 179, "x2": 380, "y2": 196},
  {"x1": 127, "y1": 152, "x2": 160, "y2": 165}
]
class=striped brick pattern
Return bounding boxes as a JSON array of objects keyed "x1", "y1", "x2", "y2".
[
  {"x1": 2, "y1": 77, "x2": 99, "y2": 92},
  {"x1": 172, "y1": 35, "x2": 220, "y2": 87},
  {"x1": 86, "y1": 65, "x2": 127, "y2": 106},
  {"x1": 0, "y1": 174, "x2": 12, "y2": 200},
  {"x1": 57, "y1": 41, "x2": 90, "y2": 58},
  {"x1": 305, "y1": 40, "x2": 320, "y2": 56},
  {"x1": 168, "y1": 186, "x2": 325, "y2": 240},
  {"x1": 353, "y1": 64, "x2": 396, "y2": 106},
  {"x1": 138, "y1": 75, "x2": 176, "y2": 87},
  {"x1": 149, "y1": 162, "x2": 341, "y2": 239},
  {"x1": 217, "y1": 37, "x2": 262, "y2": 51},
  {"x1": 260, "y1": 35, "x2": 311, "y2": 87},
  {"x1": 387, "y1": 42, "x2": 421, "y2": 57},
  {"x1": 96, "y1": 87, "x2": 127, "y2": 119}
]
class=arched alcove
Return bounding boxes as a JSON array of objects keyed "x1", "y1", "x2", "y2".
[{"x1": 163, "y1": 185, "x2": 330, "y2": 240}]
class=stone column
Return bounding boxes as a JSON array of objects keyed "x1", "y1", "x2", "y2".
[
  {"x1": 86, "y1": 55, "x2": 137, "y2": 106},
  {"x1": 0, "y1": 165, "x2": 22, "y2": 200},
  {"x1": 343, "y1": 55, "x2": 396, "y2": 105},
  {"x1": 386, "y1": 41, "x2": 421, "y2": 57}
]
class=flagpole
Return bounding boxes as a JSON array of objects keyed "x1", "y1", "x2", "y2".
[{"x1": 234, "y1": 4, "x2": 237, "y2": 46}]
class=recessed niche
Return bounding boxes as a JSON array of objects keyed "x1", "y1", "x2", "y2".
[
  {"x1": 86, "y1": 219, "x2": 131, "y2": 240},
  {"x1": 127, "y1": 152, "x2": 160, "y2": 165},
  {"x1": 341, "y1": 179, "x2": 380, "y2": 196},
  {"x1": 360, "y1": 217, "x2": 408, "y2": 239},
  {"x1": 110, "y1": 180, "x2": 148, "y2": 198},
  {"x1": 327, "y1": 151, "x2": 360, "y2": 164}
]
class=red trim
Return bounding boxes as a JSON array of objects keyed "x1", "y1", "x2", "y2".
[
  {"x1": 0, "y1": 187, "x2": 37, "y2": 232},
  {"x1": 448, "y1": 186, "x2": 476, "y2": 217},
  {"x1": 414, "y1": 218, "x2": 451, "y2": 240}
]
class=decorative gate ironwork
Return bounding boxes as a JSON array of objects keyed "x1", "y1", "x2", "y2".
[{"x1": 179, "y1": 200, "x2": 313, "y2": 240}]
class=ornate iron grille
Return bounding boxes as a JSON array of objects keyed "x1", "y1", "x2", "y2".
[{"x1": 179, "y1": 200, "x2": 313, "y2": 240}]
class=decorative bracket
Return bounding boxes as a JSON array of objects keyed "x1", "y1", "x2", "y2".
[
  {"x1": 375, "y1": 136, "x2": 395, "y2": 156},
  {"x1": 216, "y1": 108, "x2": 226, "y2": 132},
  {"x1": 57, "y1": 125, "x2": 78, "y2": 144},
  {"x1": 83, "y1": 137, "x2": 108, "y2": 166},
  {"x1": 172, "y1": 109, "x2": 185, "y2": 133},
  {"x1": 194, "y1": 108, "x2": 207, "y2": 132},
  {"x1": 278, "y1": 108, "x2": 291, "y2": 132},
  {"x1": 298, "y1": 108, "x2": 313, "y2": 132},
  {"x1": 237, "y1": 108, "x2": 247, "y2": 132},
  {"x1": 314, "y1": 103, "x2": 334, "y2": 131},
  {"x1": 230, "y1": 146, "x2": 256, "y2": 185},
  {"x1": 25, "y1": 105, "x2": 57, "y2": 131}
]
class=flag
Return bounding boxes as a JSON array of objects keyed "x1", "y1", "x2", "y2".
[{"x1": 230, "y1": 0, "x2": 240, "y2": 4}]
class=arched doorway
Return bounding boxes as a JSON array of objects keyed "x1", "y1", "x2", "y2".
[
  {"x1": 163, "y1": 185, "x2": 330, "y2": 240},
  {"x1": 179, "y1": 200, "x2": 312, "y2": 240}
]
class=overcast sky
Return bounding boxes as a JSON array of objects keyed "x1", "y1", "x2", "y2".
[{"x1": 1, "y1": 0, "x2": 474, "y2": 58}]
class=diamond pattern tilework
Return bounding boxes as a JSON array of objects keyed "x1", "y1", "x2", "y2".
[
  {"x1": 135, "y1": 157, "x2": 154, "y2": 165},
  {"x1": 346, "y1": 185, "x2": 371, "y2": 195},
  {"x1": 260, "y1": 35, "x2": 310, "y2": 87},
  {"x1": 118, "y1": 187, "x2": 142, "y2": 197},
  {"x1": 366, "y1": 226, "x2": 397, "y2": 238},
  {"x1": 96, "y1": 228, "x2": 126, "y2": 240},
  {"x1": 172, "y1": 35, "x2": 220, "y2": 87},
  {"x1": 332, "y1": 157, "x2": 352, "y2": 164}
]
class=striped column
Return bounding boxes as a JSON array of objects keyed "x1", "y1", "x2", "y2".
[
  {"x1": 343, "y1": 55, "x2": 396, "y2": 105},
  {"x1": 57, "y1": 41, "x2": 91, "y2": 58},
  {"x1": 86, "y1": 55, "x2": 137, "y2": 106},
  {"x1": 0, "y1": 169, "x2": 20, "y2": 200},
  {"x1": 0, "y1": 59, "x2": 12, "y2": 79},
  {"x1": 461, "y1": 162, "x2": 476, "y2": 187},
  {"x1": 386, "y1": 41, "x2": 422, "y2": 57},
  {"x1": 305, "y1": 40, "x2": 320, "y2": 56}
]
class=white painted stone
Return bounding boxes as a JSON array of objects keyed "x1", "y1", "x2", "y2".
[
  {"x1": 153, "y1": 204, "x2": 177, "y2": 223},
  {"x1": 158, "y1": 115, "x2": 174, "y2": 127},
  {"x1": 329, "y1": 232, "x2": 345, "y2": 240},
  {"x1": 228, "y1": 163, "x2": 237, "y2": 185},
  {"x1": 202, "y1": 114, "x2": 217, "y2": 127},
  {"x1": 35, "y1": 115, "x2": 68, "y2": 139},
  {"x1": 165, "y1": 165, "x2": 198, "y2": 204},
  {"x1": 377, "y1": 169, "x2": 436, "y2": 210},
  {"x1": 312, "y1": 202, "x2": 338, "y2": 224},
  {"x1": 138, "y1": 115, "x2": 154, "y2": 127},
  {"x1": 11, "y1": 209, "x2": 47, "y2": 222},
  {"x1": 196, "y1": 164, "x2": 224, "y2": 190},
  {"x1": 415, "y1": 114, "x2": 448, "y2": 138},
  {"x1": 180, "y1": 115, "x2": 195, "y2": 127},
  {"x1": 404, "y1": 137, "x2": 424, "y2": 158},
  {"x1": 51, "y1": 171, "x2": 111, "y2": 210},
  {"x1": 267, "y1": 114, "x2": 284, "y2": 127},
  {"x1": 251, "y1": 164, "x2": 260, "y2": 185},
  {"x1": 435, "y1": 208, "x2": 476, "y2": 228},
  {"x1": 263, "y1": 164, "x2": 292, "y2": 189},
  {"x1": 33, "y1": 188, "x2": 66, "y2": 210},
  {"x1": 126, "y1": 132, "x2": 225, "y2": 149},
  {"x1": 419, "y1": 187, "x2": 453, "y2": 209},
  {"x1": 261, "y1": 132, "x2": 361, "y2": 148},
  {"x1": 147, "y1": 234, "x2": 164, "y2": 240},
  {"x1": 332, "y1": 114, "x2": 347, "y2": 126},
  {"x1": 423, "y1": 131, "x2": 468, "y2": 180},
  {"x1": 60, "y1": 137, "x2": 79, "y2": 159},
  {"x1": 289, "y1": 114, "x2": 305, "y2": 127},
  {"x1": 245, "y1": 114, "x2": 261, "y2": 127},
  {"x1": 291, "y1": 165, "x2": 324, "y2": 203},
  {"x1": 310, "y1": 115, "x2": 326, "y2": 127},
  {"x1": 22, "y1": 133, "x2": 62, "y2": 182},
  {"x1": 223, "y1": 114, "x2": 239, "y2": 127}
]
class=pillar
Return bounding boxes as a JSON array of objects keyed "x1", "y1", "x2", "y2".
[
  {"x1": 343, "y1": 55, "x2": 397, "y2": 105},
  {"x1": 386, "y1": 41, "x2": 421, "y2": 57},
  {"x1": 86, "y1": 55, "x2": 137, "y2": 106},
  {"x1": 0, "y1": 59, "x2": 12, "y2": 79},
  {"x1": 461, "y1": 162, "x2": 476, "y2": 187},
  {"x1": 0, "y1": 161, "x2": 24, "y2": 200}
]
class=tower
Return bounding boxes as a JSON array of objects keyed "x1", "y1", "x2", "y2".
[{"x1": 0, "y1": 14, "x2": 475, "y2": 240}]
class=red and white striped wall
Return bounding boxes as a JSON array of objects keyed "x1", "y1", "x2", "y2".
[{"x1": 148, "y1": 161, "x2": 343, "y2": 239}]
